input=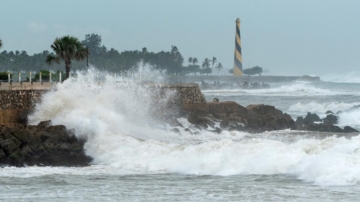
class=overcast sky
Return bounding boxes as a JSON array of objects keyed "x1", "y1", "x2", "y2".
[{"x1": 1, "y1": 0, "x2": 360, "y2": 76}]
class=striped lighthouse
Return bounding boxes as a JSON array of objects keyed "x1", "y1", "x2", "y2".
[{"x1": 233, "y1": 18, "x2": 243, "y2": 76}]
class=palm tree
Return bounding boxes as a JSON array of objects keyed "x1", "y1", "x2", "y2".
[
  {"x1": 0, "y1": 39, "x2": 2, "y2": 49},
  {"x1": 46, "y1": 36, "x2": 89, "y2": 79},
  {"x1": 192, "y1": 57, "x2": 198, "y2": 65},
  {"x1": 211, "y1": 57, "x2": 217, "y2": 69},
  {"x1": 202, "y1": 58, "x2": 210, "y2": 69},
  {"x1": 188, "y1": 57, "x2": 193, "y2": 65},
  {"x1": 216, "y1": 62, "x2": 223, "y2": 75}
]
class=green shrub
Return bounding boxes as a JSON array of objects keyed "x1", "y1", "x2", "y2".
[{"x1": 0, "y1": 72, "x2": 12, "y2": 80}]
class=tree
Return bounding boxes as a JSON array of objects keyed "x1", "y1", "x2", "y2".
[
  {"x1": 211, "y1": 56, "x2": 217, "y2": 69},
  {"x1": 82, "y1": 33, "x2": 106, "y2": 55},
  {"x1": 202, "y1": 58, "x2": 210, "y2": 69},
  {"x1": 242, "y1": 66, "x2": 263, "y2": 76},
  {"x1": 215, "y1": 62, "x2": 223, "y2": 75},
  {"x1": 46, "y1": 36, "x2": 89, "y2": 79},
  {"x1": 202, "y1": 67, "x2": 212, "y2": 76},
  {"x1": 0, "y1": 39, "x2": 2, "y2": 49},
  {"x1": 201, "y1": 58, "x2": 211, "y2": 76},
  {"x1": 188, "y1": 57, "x2": 193, "y2": 65},
  {"x1": 192, "y1": 57, "x2": 198, "y2": 65}
]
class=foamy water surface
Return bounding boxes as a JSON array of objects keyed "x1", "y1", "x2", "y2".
[{"x1": 2, "y1": 69, "x2": 360, "y2": 201}]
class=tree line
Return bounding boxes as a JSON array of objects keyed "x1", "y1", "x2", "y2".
[{"x1": 0, "y1": 34, "x2": 227, "y2": 77}]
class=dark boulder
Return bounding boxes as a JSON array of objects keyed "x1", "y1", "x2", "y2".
[
  {"x1": 220, "y1": 119, "x2": 229, "y2": 129},
  {"x1": 187, "y1": 112, "x2": 208, "y2": 129},
  {"x1": 246, "y1": 105, "x2": 296, "y2": 132},
  {"x1": 0, "y1": 121, "x2": 92, "y2": 167},
  {"x1": 296, "y1": 117, "x2": 304, "y2": 125},
  {"x1": 306, "y1": 123, "x2": 343, "y2": 133},
  {"x1": 170, "y1": 128, "x2": 180, "y2": 134},
  {"x1": 343, "y1": 126, "x2": 359, "y2": 133},
  {"x1": 303, "y1": 112, "x2": 321, "y2": 124},
  {"x1": 167, "y1": 117, "x2": 183, "y2": 128},
  {"x1": 323, "y1": 114, "x2": 338, "y2": 125},
  {"x1": 325, "y1": 110, "x2": 334, "y2": 115}
]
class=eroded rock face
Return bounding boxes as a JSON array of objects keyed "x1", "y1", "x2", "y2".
[{"x1": 0, "y1": 121, "x2": 92, "y2": 167}]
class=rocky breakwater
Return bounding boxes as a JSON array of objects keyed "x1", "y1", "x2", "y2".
[
  {"x1": 0, "y1": 121, "x2": 91, "y2": 167},
  {"x1": 181, "y1": 102, "x2": 295, "y2": 133},
  {"x1": 295, "y1": 111, "x2": 358, "y2": 133},
  {"x1": 178, "y1": 101, "x2": 358, "y2": 134}
]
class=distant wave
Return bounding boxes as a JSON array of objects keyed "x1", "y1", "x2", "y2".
[
  {"x1": 322, "y1": 71, "x2": 360, "y2": 83},
  {"x1": 288, "y1": 102, "x2": 360, "y2": 116},
  {"x1": 203, "y1": 83, "x2": 344, "y2": 97}
]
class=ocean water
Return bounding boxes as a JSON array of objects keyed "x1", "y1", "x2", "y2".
[{"x1": 2, "y1": 70, "x2": 360, "y2": 201}]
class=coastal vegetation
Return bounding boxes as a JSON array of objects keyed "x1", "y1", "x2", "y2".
[
  {"x1": 243, "y1": 66, "x2": 263, "y2": 76},
  {"x1": 228, "y1": 66, "x2": 263, "y2": 76},
  {"x1": 46, "y1": 36, "x2": 89, "y2": 79},
  {"x1": 0, "y1": 72, "x2": 12, "y2": 80},
  {"x1": 0, "y1": 34, "x2": 224, "y2": 76}
]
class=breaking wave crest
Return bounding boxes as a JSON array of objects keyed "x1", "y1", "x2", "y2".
[
  {"x1": 322, "y1": 71, "x2": 360, "y2": 83},
  {"x1": 27, "y1": 69, "x2": 360, "y2": 186},
  {"x1": 288, "y1": 102, "x2": 360, "y2": 129},
  {"x1": 288, "y1": 102, "x2": 360, "y2": 116}
]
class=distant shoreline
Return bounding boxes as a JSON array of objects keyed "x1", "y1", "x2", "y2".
[{"x1": 163, "y1": 75, "x2": 321, "y2": 83}]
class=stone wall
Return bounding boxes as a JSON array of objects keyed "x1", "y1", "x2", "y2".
[
  {"x1": 154, "y1": 83, "x2": 206, "y2": 104},
  {"x1": 0, "y1": 90, "x2": 48, "y2": 125},
  {"x1": 0, "y1": 82, "x2": 206, "y2": 125}
]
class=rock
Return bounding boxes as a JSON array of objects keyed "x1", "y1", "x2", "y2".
[
  {"x1": 303, "y1": 112, "x2": 321, "y2": 124},
  {"x1": 188, "y1": 112, "x2": 203, "y2": 124},
  {"x1": 343, "y1": 126, "x2": 359, "y2": 133},
  {"x1": 167, "y1": 117, "x2": 183, "y2": 128},
  {"x1": 0, "y1": 139, "x2": 19, "y2": 155},
  {"x1": 326, "y1": 110, "x2": 334, "y2": 115},
  {"x1": 220, "y1": 119, "x2": 229, "y2": 129},
  {"x1": 0, "y1": 149, "x2": 5, "y2": 158},
  {"x1": 323, "y1": 114, "x2": 338, "y2": 125},
  {"x1": 0, "y1": 123, "x2": 92, "y2": 167},
  {"x1": 170, "y1": 128, "x2": 180, "y2": 134},
  {"x1": 184, "y1": 128, "x2": 193, "y2": 134},
  {"x1": 37, "y1": 120, "x2": 51, "y2": 130},
  {"x1": 296, "y1": 117, "x2": 304, "y2": 125},
  {"x1": 187, "y1": 112, "x2": 208, "y2": 129},
  {"x1": 11, "y1": 128, "x2": 30, "y2": 143},
  {"x1": 213, "y1": 97, "x2": 219, "y2": 102},
  {"x1": 204, "y1": 117, "x2": 215, "y2": 128},
  {"x1": 306, "y1": 123, "x2": 343, "y2": 133},
  {"x1": 246, "y1": 105, "x2": 296, "y2": 132},
  {"x1": 214, "y1": 127, "x2": 222, "y2": 134}
]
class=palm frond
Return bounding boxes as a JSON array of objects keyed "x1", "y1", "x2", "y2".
[{"x1": 46, "y1": 55, "x2": 60, "y2": 65}]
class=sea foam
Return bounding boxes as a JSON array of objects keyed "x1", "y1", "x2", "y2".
[{"x1": 27, "y1": 69, "x2": 360, "y2": 186}]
